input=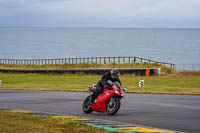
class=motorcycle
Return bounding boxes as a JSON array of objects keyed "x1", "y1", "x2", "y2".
[{"x1": 82, "y1": 81, "x2": 127, "y2": 115}]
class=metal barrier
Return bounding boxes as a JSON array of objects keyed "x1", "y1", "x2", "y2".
[{"x1": 0, "y1": 56, "x2": 175, "y2": 69}]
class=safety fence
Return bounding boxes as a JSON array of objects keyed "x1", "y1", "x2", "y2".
[{"x1": 0, "y1": 56, "x2": 175, "y2": 69}]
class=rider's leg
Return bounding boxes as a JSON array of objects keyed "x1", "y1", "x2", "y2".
[{"x1": 91, "y1": 80, "x2": 103, "y2": 103}]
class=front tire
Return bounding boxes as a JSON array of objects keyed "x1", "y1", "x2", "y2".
[
  {"x1": 82, "y1": 95, "x2": 93, "y2": 113},
  {"x1": 106, "y1": 97, "x2": 121, "y2": 115}
]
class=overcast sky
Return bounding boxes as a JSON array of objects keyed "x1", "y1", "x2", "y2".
[{"x1": 0, "y1": 0, "x2": 200, "y2": 28}]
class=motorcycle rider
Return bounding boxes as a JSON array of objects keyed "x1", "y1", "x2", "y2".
[{"x1": 90, "y1": 69, "x2": 121, "y2": 103}]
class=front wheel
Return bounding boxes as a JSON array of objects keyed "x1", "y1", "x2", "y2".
[
  {"x1": 106, "y1": 97, "x2": 121, "y2": 115},
  {"x1": 82, "y1": 95, "x2": 93, "y2": 113}
]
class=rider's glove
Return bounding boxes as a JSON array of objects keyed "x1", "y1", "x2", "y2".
[
  {"x1": 122, "y1": 88, "x2": 127, "y2": 91},
  {"x1": 107, "y1": 80, "x2": 113, "y2": 86}
]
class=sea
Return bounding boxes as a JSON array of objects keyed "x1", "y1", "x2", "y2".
[{"x1": 0, "y1": 27, "x2": 200, "y2": 70}]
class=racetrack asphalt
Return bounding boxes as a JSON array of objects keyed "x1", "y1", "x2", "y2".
[{"x1": 0, "y1": 90, "x2": 199, "y2": 133}]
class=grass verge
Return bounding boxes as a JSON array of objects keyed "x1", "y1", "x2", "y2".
[
  {"x1": 0, "y1": 72, "x2": 200, "y2": 95},
  {"x1": 0, "y1": 110, "x2": 118, "y2": 133}
]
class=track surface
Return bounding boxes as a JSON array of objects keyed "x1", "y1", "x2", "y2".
[{"x1": 0, "y1": 90, "x2": 200, "y2": 133}]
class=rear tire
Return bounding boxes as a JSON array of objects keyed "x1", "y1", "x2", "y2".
[
  {"x1": 106, "y1": 97, "x2": 121, "y2": 115},
  {"x1": 82, "y1": 95, "x2": 93, "y2": 113}
]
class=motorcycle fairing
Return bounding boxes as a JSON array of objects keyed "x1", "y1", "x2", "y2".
[{"x1": 91, "y1": 88, "x2": 115, "y2": 112}]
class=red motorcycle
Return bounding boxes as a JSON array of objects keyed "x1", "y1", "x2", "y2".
[{"x1": 82, "y1": 81, "x2": 126, "y2": 115}]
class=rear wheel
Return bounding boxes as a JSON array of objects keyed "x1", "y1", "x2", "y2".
[
  {"x1": 106, "y1": 97, "x2": 121, "y2": 115},
  {"x1": 82, "y1": 95, "x2": 93, "y2": 113}
]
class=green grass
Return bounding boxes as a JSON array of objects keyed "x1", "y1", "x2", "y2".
[
  {"x1": 0, "y1": 72, "x2": 200, "y2": 95},
  {"x1": 0, "y1": 110, "x2": 118, "y2": 133}
]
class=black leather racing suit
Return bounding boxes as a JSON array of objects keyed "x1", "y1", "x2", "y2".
[{"x1": 91, "y1": 71, "x2": 121, "y2": 101}]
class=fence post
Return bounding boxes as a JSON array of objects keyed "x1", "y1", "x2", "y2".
[
  {"x1": 68, "y1": 58, "x2": 71, "y2": 64},
  {"x1": 128, "y1": 57, "x2": 131, "y2": 63},
  {"x1": 170, "y1": 64, "x2": 172, "y2": 69},
  {"x1": 79, "y1": 58, "x2": 81, "y2": 64},
  {"x1": 99, "y1": 57, "x2": 101, "y2": 64},
  {"x1": 134, "y1": 57, "x2": 136, "y2": 62},
  {"x1": 64, "y1": 58, "x2": 66, "y2": 64},
  {"x1": 118, "y1": 57, "x2": 120, "y2": 63},
  {"x1": 75, "y1": 58, "x2": 77, "y2": 64},
  {"x1": 71, "y1": 58, "x2": 73, "y2": 64},
  {"x1": 91, "y1": 57, "x2": 93, "y2": 63}
]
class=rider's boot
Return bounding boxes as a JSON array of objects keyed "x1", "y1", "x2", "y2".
[
  {"x1": 90, "y1": 86, "x2": 101, "y2": 104},
  {"x1": 90, "y1": 94, "x2": 98, "y2": 104},
  {"x1": 89, "y1": 95, "x2": 94, "y2": 104}
]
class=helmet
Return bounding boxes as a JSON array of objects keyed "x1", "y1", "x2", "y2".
[{"x1": 111, "y1": 69, "x2": 120, "y2": 79}]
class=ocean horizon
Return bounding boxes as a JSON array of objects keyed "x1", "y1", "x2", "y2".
[{"x1": 0, "y1": 27, "x2": 200, "y2": 70}]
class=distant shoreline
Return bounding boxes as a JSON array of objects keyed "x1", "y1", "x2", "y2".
[{"x1": 0, "y1": 26, "x2": 200, "y2": 30}]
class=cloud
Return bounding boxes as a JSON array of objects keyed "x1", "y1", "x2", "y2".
[
  {"x1": 0, "y1": 0, "x2": 200, "y2": 27},
  {"x1": 18, "y1": 0, "x2": 199, "y2": 18}
]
